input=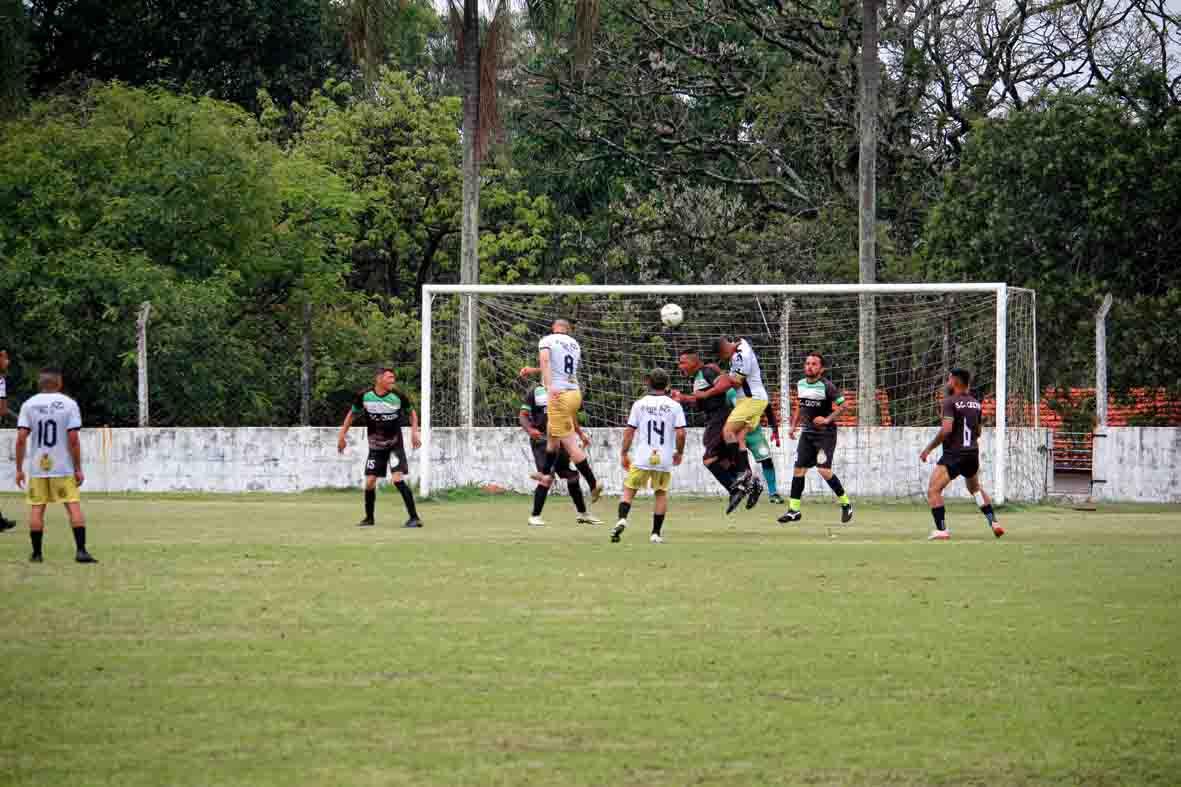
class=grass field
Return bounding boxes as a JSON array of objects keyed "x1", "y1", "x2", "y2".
[{"x1": 1, "y1": 490, "x2": 1179, "y2": 786}]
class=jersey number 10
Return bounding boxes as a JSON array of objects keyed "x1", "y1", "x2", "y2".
[{"x1": 36, "y1": 420, "x2": 58, "y2": 448}]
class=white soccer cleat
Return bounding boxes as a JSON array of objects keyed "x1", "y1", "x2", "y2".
[
  {"x1": 577, "y1": 512, "x2": 604, "y2": 526},
  {"x1": 610, "y1": 519, "x2": 627, "y2": 543},
  {"x1": 528, "y1": 515, "x2": 546, "y2": 527},
  {"x1": 649, "y1": 533, "x2": 664, "y2": 544},
  {"x1": 928, "y1": 530, "x2": 950, "y2": 541}
]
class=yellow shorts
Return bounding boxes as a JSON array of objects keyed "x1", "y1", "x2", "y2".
[
  {"x1": 547, "y1": 389, "x2": 583, "y2": 438},
  {"x1": 624, "y1": 468, "x2": 672, "y2": 492},
  {"x1": 26, "y1": 476, "x2": 81, "y2": 506},
  {"x1": 727, "y1": 397, "x2": 769, "y2": 432}
]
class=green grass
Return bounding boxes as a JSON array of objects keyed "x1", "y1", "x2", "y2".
[{"x1": 1, "y1": 492, "x2": 1179, "y2": 786}]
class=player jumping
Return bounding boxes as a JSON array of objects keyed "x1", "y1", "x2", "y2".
[
  {"x1": 530, "y1": 319, "x2": 602, "y2": 527},
  {"x1": 337, "y1": 365, "x2": 422, "y2": 528},
  {"x1": 726, "y1": 388, "x2": 784, "y2": 504},
  {"x1": 519, "y1": 382, "x2": 602, "y2": 526},
  {"x1": 613, "y1": 368, "x2": 687, "y2": 544},
  {"x1": 675, "y1": 352, "x2": 740, "y2": 496},
  {"x1": 676, "y1": 336, "x2": 769, "y2": 514},
  {"x1": 919, "y1": 368, "x2": 1004, "y2": 541},
  {"x1": 778, "y1": 352, "x2": 853, "y2": 525}
]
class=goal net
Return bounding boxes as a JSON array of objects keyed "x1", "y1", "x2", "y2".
[{"x1": 421, "y1": 285, "x2": 1043, "y2": 503}]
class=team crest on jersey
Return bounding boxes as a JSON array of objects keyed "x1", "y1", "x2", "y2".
[
  {"x1": 648, "y1": 450, "x2": 662, "y2": 466},
  {"x1": 38, "y1": 453, "x2": 53, "y2": 472}
]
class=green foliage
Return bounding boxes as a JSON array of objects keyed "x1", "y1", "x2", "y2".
[
  {"x1": 919, "y1": 77, "x2": 1181, "y2": 391},
  {"x1": 0, "y1": 82, "x2": 358, "y2": 425},
  {"x1": 26, "y1": 0, "x2": 330, "y2": 110}
]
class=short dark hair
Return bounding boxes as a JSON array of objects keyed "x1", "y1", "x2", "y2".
[
  {"x1": 950, "y1": 367, "x2": 972, "y2": 386},
  {"x1": 553, "y1": 318, "x2": 572, "y2": 331},
  {"x1": 805, "y1": 351, "x2": 826, "y2": 366},
  {"x1": 374, "y1": 363, "x2": 396, "y2": 376},
  {"x1": 648, "y1": 368, "x2": 670, "y2": 391}
]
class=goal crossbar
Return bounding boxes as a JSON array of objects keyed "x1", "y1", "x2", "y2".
[{"x1": 419, "y1": 283, "x2": 1018, "y2": 502}]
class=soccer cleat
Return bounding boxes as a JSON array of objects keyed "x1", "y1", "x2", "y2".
[
  {"x1": 577, "y1": 512, "x2": 604, "y2": 526},
  {"x1": 745, "y1": 476, "x2": 764, "y2": 510},
  {"x1": 528, "y1": 515, "x2": 546, "y2": 527},
  {"x1": 841, "y1": 504, "x2": 854, "y2": 524},
  {"x1": 726, "y1": 483, "x2": 748, "y2": 515},
  {"x1": 778, "y1": 509, "x2": 802, "y2": 524},
  {"x1": 0, "y1": 515, "x2": 15, "y2": 533},
  {"x1": 992, "y1": 524, "x2": 1005, "y2": 538},
  {"x1": 767, "y1": 494, "x2": 785, "y2": 505},
  {"x1": 29, "y1": 553, "x2": 43, "y2": 563},
  {"x1": 403, "y1": 518, "x2": 423, "y2": 529},
  {"x1": 590, "y1": 483, "x2": 605, "y2": 504},
  {"x1": 611, "y1": 520, "x2": 627, "y2": 543},
  {"x1": 75, "y1": 550, "x2": 98, "y2": 564},
  {"x1": 357, "y1": 518, "x2": 375, "y2": 527},
  {"x1": 928, "y1": 530, "x2": 951, "y2": 541},
  {"x1": 649, "y1": 533, "x2": 664, "y2": 544}
]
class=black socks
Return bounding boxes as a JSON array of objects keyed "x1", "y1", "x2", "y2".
[
  {"x1": 618, "y1": 501, "x2": 632, "y2": 520},
  {"x1": 31, "y1": 530, "x2": 43, "y2": 557},
  {"x1": 825, "y1": 475, "x2": 846, "y2": 497},
  {"x1": 533, "y1": 485, "x2": 550, "y2": 516},
  {"x1": 568, "y1": 480, "x2": 586, "y2": 513},
  {"x1": 707, "y1": 462, "x2": 737, "y2": 491},
  {"x1": 653, "y1": 514, "x2": 665, "y2": 535},
  {"x1": 790, "y1": 475, "x2": 806, "y2": 500},
  {"x1": 364, "y1": 489, "x2": 376, "y2": 520},
  {"x1": 72, "y1": 526, "x2": 86, "y2": 551},
  {"x1": 575, "y1": 459, "x2": 597, "y2": 490},
  {"x1": 931, "y1": 505, "x2": 946, "y2": 531},
  {"x1": 395, "y1": 481, "x2": 418, "y2": 519}
]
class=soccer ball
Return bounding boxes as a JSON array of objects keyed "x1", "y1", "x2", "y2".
[{"x1": 660, "y1": 303, "x2": 684, "y2": 328}]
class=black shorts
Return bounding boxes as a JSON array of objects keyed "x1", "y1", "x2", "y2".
[
  {"x1": 795, "y1": 430, "x2": 837, "y2": 469},
  {"x1": 366, "y1": 444, "x2": 409, "y2": 477},
  {"x1": 532, "y1": 440, "x2": 578, "y2": 480},
  {"x1": 702, "y1": 412, "x2": 729, "y2": 462},
  {"x1": 938, "y1": 453, "x2": 980, "y2": 481}
]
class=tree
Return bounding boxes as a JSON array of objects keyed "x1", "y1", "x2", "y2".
[
  {"x1": 26, "y1": 0, "x2": 330, "y2": 109},
  {"x1": 0, "y1": 82, "x2": 359, "y2": 425},
  {"x1": 919, "y1": 73, "x2": 1181, "y2": 391},
  {"x1": 0, "y1": 0, "x2": 31, "y2": 116}
]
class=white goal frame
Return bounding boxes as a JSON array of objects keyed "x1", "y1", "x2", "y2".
[{"x1": 420, "y1": 283, "x2": 1028, "y2": 502}]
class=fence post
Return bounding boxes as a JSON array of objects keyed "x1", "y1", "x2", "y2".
[
  {"x1": 136, "y1": 301, "x2": 151, "y2": 427},
  {"x1": 1095, "y1": 294, "x2": 1113, "y2": 429}
]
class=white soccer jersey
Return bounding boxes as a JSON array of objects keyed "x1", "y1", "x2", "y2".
[
  {"x1": 539, "y1": 333, "x2": 582, "y2": 391},
  {"x1": 627, "y1": 394, "x2": 687, "y2": 472},
  {"x1": 0, "y1": 375, "x2": 6, "y2": 400},
  {"x1": 18, "y1": 393, "x2": 82, "y2": 478},
  {"x1": 729, "y1": 338, "x2": 768, "y2": 401}
]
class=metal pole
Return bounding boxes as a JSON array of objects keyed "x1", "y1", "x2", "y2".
[
  {"x1": 424, "y1": 283, "x2": 1010, "y2": 296},
  {"x1": 1032, "y1": 291, "x2": 1040, "y2": 430},
  {"x1": 1096, "y1": 294, "x2": 1113, "y2": 429},
  {"x1": 994, "y1": 286, "x2": 1008, "y2": 505},
  {"x1": 779, "y1": 298, "x2": 792, "y2": 454},
  {"x1": 420, "y1": 291, "x2": 433, "y2": 497},
  {"x1": 136, "y1": 302, "x2": 151, "y2": 427}
]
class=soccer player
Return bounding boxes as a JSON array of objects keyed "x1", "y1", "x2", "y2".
[
  {"x1": 519, "y1": 382, "x2": 602, "y2": 526},
  {"x1": 529, "y1": 319, "x2": 603, "y2": 526},
  {"x1": 778, "y1": 352, "x2": 853, "y2": 525},
  {"x1": 0, "y1": 345, "x2": 15, "y2": 533},
  {"x1": 726, "y1": 387, "x2": 784, "y2": 503},
  {"x1": 677, "y1": 336, "x2": 770, "y2": 514},
  {"x1": 14, "y1": 368, "x2": 96, "y2": 563},
  {"x1": 612, "y1": 368, "x2": 687, "y2": 544},
  {"x1": 674, "y1": 352, "x2": 739, "y2": 496},
  {"x1": 337, "y1": 365, "x2": 422, "y2": 528},
  {"x1": 919, "y1": 368, "x2": 1004, "y2": 541}
]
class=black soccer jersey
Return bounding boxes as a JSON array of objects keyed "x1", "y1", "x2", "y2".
[
  {"x1": 351, "y1": 387, "x2": 413, "y2": 449},
  {"x1": 941, "y1": 393, "x2": 982, "y2": 458}
]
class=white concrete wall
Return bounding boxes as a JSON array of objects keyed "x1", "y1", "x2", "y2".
[
  {"x1": 1092, "y1": 427, "x2": 1181, "y2": 503},
  {"x1": 0, "y1": 426, "x2": 1048, "y2": 501}
]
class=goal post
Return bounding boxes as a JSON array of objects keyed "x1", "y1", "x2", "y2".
[{"x1": 419, "y1": 283, "x2": 1041, "y2": 504}]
